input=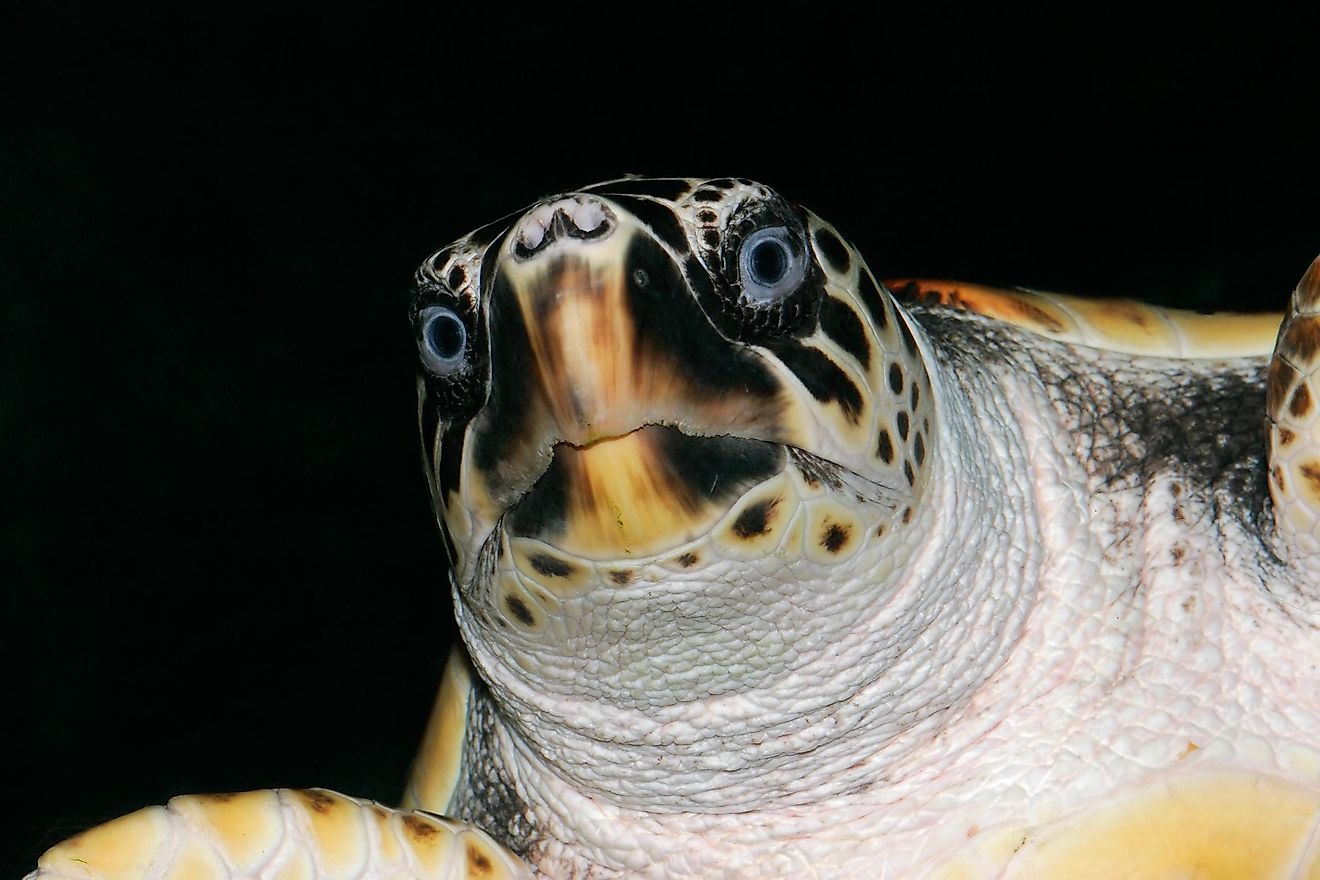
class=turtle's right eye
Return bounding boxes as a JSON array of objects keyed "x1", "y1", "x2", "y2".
[{"x1": 417, "y1": 306, "x2": 469, "y2": 376}]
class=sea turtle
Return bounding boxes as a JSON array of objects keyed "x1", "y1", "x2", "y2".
[{"x1": 27, "y1": 178, "x2": 1320, "y2": 879}]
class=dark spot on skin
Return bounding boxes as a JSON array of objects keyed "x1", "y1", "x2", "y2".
[
  {"x1": 1172, "y1": 505, "x2": 1186, "y2": 523},
  {"x1": 1182, "y1": 595, "x2": 1197, "y2": 612},
  {"x1": 877, "y1": 429, "x2": 894, "y2": 464},
  {"x1": 1301, "y1": 461, "x2": 1320, "y2": 495},
  {"x1": 818, "y1": 296, "x2": 872, "y2": 369},
  {"x1": 698, "y1": 209, "x2": 717, "y2": 224},
  {"x1": 1267, "y1": 359, "x2": 1299, "y2": 413},
  {"x1": 897, "y1": 411, "x2": 910, "y2": 440},
  {"x1": 771, "y1": 343, "x2": 865, "y2": 423},
  {"x1": 1008, "y1": 297, "x2": 1067, "y2": 332},
  {"x1": 608, "y1": 569, "x2": 632, "y2": 585},
  {"x1": 702, "y1": 229, "x2": 720, "y2": 248},
  {"x1": 299, "y1": 791, "x2": 336, "y2": 813},
  {"x1": 910, "y1": 382, "x2": 921, "y2": 410},
  {"x1": 1284, "y1": 316, "x2": 1320, "y2": 363},
  {"x1": 904, "y1": 460, "x2": 915, "y2": 486},
  {"x1": 402, "y1": 814, "x2": 440, "y2": 840},
  {"x1": 466, "y1": 842, "x2": 494, "y2": 876},
  {"x1": 447, "y1": 265, "x2": 465, "y2": 290},
  {"x1": 888, "y1": 362, "x2": 904, "y2": 395},
  {"x1": 1170, "y1": 482, "x2": 1184, "y2": 498},
  {"x1": 505, "y1": 596, "x2": 536, "y2": 627},
  {"x1": 732, "y1": 498, "x2": 780, "y2": 538},
  {"x1": 529, "y1": 553, "x2": 575, "y2": 578},
  {"x1": 199, "y1": 793, "x2": 237, "y2": 803},
  {"x1": 812, "y1": 226, "x2": 851, "y2": 275},
  {"x1": 1290, "y1": 381, "x2": 1313, "y2": 417},
  {"x1": 692, "y1": 189, "x2": 723, "y2": 202},
  {"x1": 914, "y1": 432, "x2": 926, "y2": 466},
  {"x1": 856, "y1": 272, "x2": 890, "y2": 331},
  {"x1": 1171, "y1": 545, "x2": 1186, "y2": 564},
  {"x1": 821, "y1": 522, "x2": 850, "y2": 553},
  {"x1": 875, "y1": 523, "x2": 887, "y2": 537},
  {"x1": 901, "y1": 506, "x2": 912, "y2": 524},
  {"x1": 898, "y1": 314, "x2": 919, "y2": 355},
  {"x1": 1281, "y1": 427, "x2": 1296, "y2": 445},
  {"x1": 1274, "y1": 465, "x2": 1287, "y2": 493},
  {"x1": 677, "y1": 552, "x2": 699, "y2": 568}
]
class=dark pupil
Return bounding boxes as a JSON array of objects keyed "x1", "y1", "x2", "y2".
[
  {"x1": 750, "y1": 240, "x2": 789, "y2": 285},
  {"x1": 427, "y1": 312, "x2": 465, "y2": 360}
]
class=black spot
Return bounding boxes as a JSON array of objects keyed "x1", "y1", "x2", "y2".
[
  {"x1": 447, "y1": 265, "x2": 466, "y2": 290},
  {"x1": 898, "y1": 314, "x2": 919, "y2": 355},
  {"x1": 608, "y1": 195, "x2": 691, "y2": 255},
  {"x1": 732, "y1": 498, "x2": 779, "y2": 538},
  {"x1": 897, "y1": 411, "x2": 910, "y2": 440},
  {"x1": 877, "y1": 429, "x2": 895, "y2": 464},
  {"x1": 697, "y1": 209, "x2": 717, "y2": 224},
  {"x1": 910, "y1": 382, "x2": 921, "y2": 409},
  {"x1": 901, "y1": 506, "x2": 912, "y2": 524},
  {"x1": 705, "y1": 178, "x2": 737, "y2": 190},
  {"x1": 856, "y1": 272, "x2": 890, "y2": 331},
  {"x1": 505, "y1": 596, "x2": 535, "y2": 627},
  {"x1": 608, "y1": 569, "x2": 632, "y2": 585},
  {"x1": 677, "y1": 552, "x2": 699, "y2": 568},
  {"x1": 528, "y1": 553, "x2": 575, "y2": 578},
  {"x1": 692, "y1": 189, "x2": 723, "y2": 202},
  {"x1": 770, "y1": 343, "x2": 865, "y2": 423},
  {"x1": 818, "y1": 297, "x2": 871, "y2": 369},
  {"x1": 702, "y1": 229, "x2": 720, "y2": 248},
  {"x1": 585, "y1": 177, "x2": 693, "y2": 201},
  {"x1": 888, "y1": 362, "x2": 905, "y2": 395},
  {"x1": 812, "y1": 226, "x2": 851, "y2": 275},
  {"x1": 904, "y1": 460, "x2": 915, "y2": 486},
  {"x1": 1171, "y1": 545, "x2": 1186, "y2": 564},
  {"x1": 821, "y1": 522, "x2": 850, "y2": 553},
  {"x1": 914, "y1": 432, "x2": 926, "y2": 466}
]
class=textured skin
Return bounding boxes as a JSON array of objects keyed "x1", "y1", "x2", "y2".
[{"x1": 24, "y1": 181, "x2": 1320, "y2": 879}]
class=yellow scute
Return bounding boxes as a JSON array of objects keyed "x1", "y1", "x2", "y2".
[{"x1": 1001, "y1": 772, "x2": 1320, "y2": 879}]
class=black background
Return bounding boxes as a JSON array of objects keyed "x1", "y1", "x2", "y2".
[{"x1": 6, "y1": 4, "x2": 1319, "y2": 874}]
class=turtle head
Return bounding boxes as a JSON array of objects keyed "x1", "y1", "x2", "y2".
[{"x1": 412, "y1": 179, "x2": 942, "y2": 789}]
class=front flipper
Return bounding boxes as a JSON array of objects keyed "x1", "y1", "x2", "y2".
[
  {"x1": 26, "y1": 789, "x2": 532, "y2": 880},
  {"x1": 1267, "y1": 254, "x2": 1320, "y2": 580}
]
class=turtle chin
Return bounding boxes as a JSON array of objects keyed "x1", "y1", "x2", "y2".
[{"x1": 503, "y1": 424, "x2": 788, "y2": 561}]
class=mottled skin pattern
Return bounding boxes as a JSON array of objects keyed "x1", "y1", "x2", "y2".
[{"x1": 24, "y1": 181, "x2": 1320, "y2": 880}]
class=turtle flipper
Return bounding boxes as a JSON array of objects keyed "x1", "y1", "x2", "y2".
[
  {"x1": 26, "y1": 789, "x2": 532, "y2": 880},
  {"x1": 1267, "y1": 254, "x2": 1320, "y2": 578}
]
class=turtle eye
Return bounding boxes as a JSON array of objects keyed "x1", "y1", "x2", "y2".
[
  {"x1": 738, "y1": 226, "x2": 808, "y2": 303},
  {"x1": 417, "y1": 305, "x2": 469, "y2": 376}
]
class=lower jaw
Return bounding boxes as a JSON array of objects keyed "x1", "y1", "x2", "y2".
[{"x1": 504, "y1": 424, "x2": 788, "y2": 560}]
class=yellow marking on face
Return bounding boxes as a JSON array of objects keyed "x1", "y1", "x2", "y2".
[
  {"x1": 37, "y1": 805, "x2": 172, "y2": 880},
  {"x1": 403, "y1": 646, "x2": 473, "y2": 814},
  {"x1": 551, "y1": 430, "x2": 732, "y2": 559},
  {"x1": 169, "y1": 791, "x2": 284, "y2": 874},
  {"x1": 1001, "y1": 772, "x2": 1320, "y2": 879}
]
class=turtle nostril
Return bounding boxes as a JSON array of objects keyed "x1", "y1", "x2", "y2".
[{"x1": 512, "y1": 196, "x2": 616, "y2": 260}]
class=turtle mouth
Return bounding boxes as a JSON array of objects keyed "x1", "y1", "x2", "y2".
[{"x1": 501, "y1": 424, "x2": 789, "y2": 560}]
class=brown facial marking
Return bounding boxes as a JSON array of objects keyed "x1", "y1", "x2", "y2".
[
  {"x1": 901, "y1": 506, "x2": 912, "y2": 524},
  {"x1": 1284, "y1": 316, "x2": 1320, "y2": 363},
  {"x1": 1300, "y1": 461, "x2": 1320, "y2": 496},
  {"x1": 199, "y1": 793, "x2": 237, "y2": 803},
  {"x1": 505, "y1": 596, "x2": 536, "y2": 627},
  {"x1": 1182, "y1": 595, "x2": 1197, "y2": 612},
  {"x1": 732, "y1": 498, "x2": 780, "y2": 538},
  {"x1": 403, "y1": 814, "x2": 440, "y2": 840},
  {"x1": 298, "y1": 791, "x2": 335, "y2": 813},
  {"x1": 1274, "y1": 465, "x2": 1287, "y2": 492},
  {"x1": 875, "y1": 523, "x2": 887, "y2": 537},
  {"x1": 447, "y1": 265, "x2": 465, "y2": 290},
  {"x1": 1171, "y1": 545, "x2": 1186, "y2": 564},
  {"x1": 914, "y1": 431, "x2": 926, "y2": 466},
  {"x1": 1009, "y1": 297, "x2": 1066, "y2": 333},
  {"x1": 1281, "y1": 427, "x2": 1297, "y2": 445},
  {"x1": 1172, "y1": 505, "x2": 1186, "y2": 523},
  {"x1": 897, "y1": 411, "x2": 910, "y2": 441},
  {"x1": 529, "y1": 553, "x2": 575, "y2": 578},
  {"x1": 466, "y1": 842, "x2": 494, "y2": 876},
  {"x1": 1290, "y1": 381, "x2": 1313, "y2": 418},
  {"x1": 608, "y1": 569, "x2": 633, "y2": 585},
  {"x1": 677, "y1": 551, "x2": 699, "y2": 567},
  {"x1": 821, "y1": 522, "x2": 851, "y2": 553},
  {"x1": 1268, "y1": 359, "x2": 1300, "y2": 413},
  {"x1": 877, "y1": 429, "x2": 895, "y2": 464},
  {"x1": 904, "y1": 460, "x2": 915, "y2": 486},
  {"x1": 888, "y1": 362, "x2": 904, "y2": 395}
]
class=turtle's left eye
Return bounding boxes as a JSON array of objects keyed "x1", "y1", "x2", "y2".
[
  {"x1": 417, "y1": 305, "x2": 469, "y2": 376},
  {"x1": 738, "y1": 226, "x2": 808, "y2": 303}
]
